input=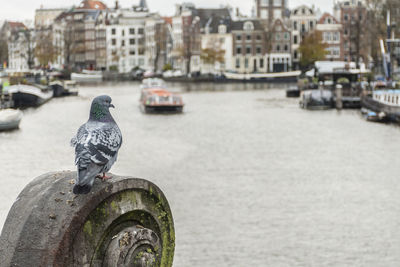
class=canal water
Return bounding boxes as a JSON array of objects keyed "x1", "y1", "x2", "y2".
[{"x1": 1, "y1": 81, "x2": 400, "y2": 266}]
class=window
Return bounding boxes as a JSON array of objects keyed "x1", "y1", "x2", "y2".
[
  {"x1": 246, "y1": 35, "x2": 251, "y2": 41},
  {"x1": 138, "y1": 28, "x2": 144, "y2": 34},
  {"x1": 261, "y1": 10, "x2": 268, "y2": 19},
  {"x1": 246, "y1": 46, "x2": 251, "y2": 54},
  {"x1": 236, "y1": 46, "x2": 242, "y2": 54},
  {"x1": 122, "y1": 30, "x2": 125, "y2": 36},
  {"x1": 276, "y1": 45, "x2": 280, "y2": 51},
  {"x1": 344, "y1": 29, "x2": 348, "y2": 35},
  {"x1": 121, "y1": 40, "x2": 125, "y2": 46},
  {"x1": 244, "y1": 21, "x2": 254, "y2": 31},
  {"x1": 260, "y1": 58, "x2": 264, "y2": 68},
  {"x1": 261, "y1": 0, "x2": 268, "y2": 7},
  {"x1": 344, "y1": 14, "x2": 348, "y2": 21},
  {"x1": 129, "y1": 50, "x2": 135, "y2": 55},
  {"x1": 130, "y1": 38, "x2": 135, "y2": 45},
  {"x1": 294, "y1": 50, "x2": 298, "y2": 59},
  {"x1": 256, "y1": 35, "x2": 262, "y2": 41},
  {"x1": 310, "y1": 21, "x2": 314, "y2": 29},
  {"x1": 129, "y1": 28, "x2": 135, "y2": 34},
  {"x1": 294, "y1": 35, "x2": 298, "y2": 44},
  {"x1": 275, "y1": 33, "x2": 281, "y2": 41},
  {"x1": 138, "y1": 47, "x2": 145, "y2": 55},
  {"x1": 273, "y1": 0, "x2": 282, "y2": 7},
  {"x1": 284, "y1": 33, "x2": 289, "y2": 40},
  {"x1": 111, "y1": 38, "x2": 116, "y2": 45},
  {"x1": 218, "y1": 25, "x2": 227, "y2": 34},
  {"x1": 111, "y1": 28, "x2": 116, "y2": 35},
  {"x1": 284, "y1": 45, "x2": 288, "y2": 51},
  {"x1": 138, "y1": 58, "x2": 144, "y2": 66},
  {"x1": 236, "y1": 34, "x2": 242, "y2": 41},
  {"x1": 293, "y1": 21, "x2": 297, "y2": 30},
  {"x1": 245, "y1": 58, "x2": 249, "y2": 68},
  {"x1": 274, "y1": 9, "x2": 282, "y2": 19},
  {"x1": 236, "y1": 58, "x2": 240, "y2": 68},
  {"x1": 256, "y1": 46, "x2": 261, "y2": 54}
]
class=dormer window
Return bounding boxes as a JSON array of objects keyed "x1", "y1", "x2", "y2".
[
  {"x1": 218, "y1": 24, "x2": 227, "y2": 34},
  {"x1": 243, "y1": 21, "x2": 254, "y2": 31}
]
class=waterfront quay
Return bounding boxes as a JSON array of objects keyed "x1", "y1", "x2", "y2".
[{"x1": 1, "y1": 81, "x2": 400, "y2": 266}]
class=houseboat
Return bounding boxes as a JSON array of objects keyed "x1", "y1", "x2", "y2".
[
  {"x1": 223, "y1": 70, "x2": 301, "y2": 82},
  {"x1": 7, "y1": 84, "x2": 53, "y2": 108},
  {"x1": 309, "y1": 61, "x2": 370, "y2": 108},
  {"x1": 71, "y1": 70, "x2": 102, "y2": 83},
  {"x1": 361, "y1": 89, "x2": 400, "y2": 122},
  {"x1": 299, "y1": 89, "x2": 333, "y2": 110}
]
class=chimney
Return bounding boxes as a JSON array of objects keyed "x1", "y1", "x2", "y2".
[{"x1": 115, "y1": 0, "x2": 119, "y2": 9}]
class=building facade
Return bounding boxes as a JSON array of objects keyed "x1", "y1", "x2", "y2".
[
  {"x1": 316, "y1": 13, "x2": 342, "y2": 61},
  {"x1": 335, "y1": 0, "x2": 367, "y2": 63},
  {"x1": 290, "y1": 5, "x2": 317, "y2": 69},
  {"x1": 106, "y1": 9, "x2": 149, "y2": 73}
]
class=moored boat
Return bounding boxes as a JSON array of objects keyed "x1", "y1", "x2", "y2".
[
  {"x1": 299, "y1": 89, "x2": 333, "y2": 110},
  {"x1": 71, "y1": 70, "x2": 103, "y2": 83},
  {"x1": 361, "y1": 89, "x2": 400, "y2": 122},
  {"x1": 223, "y1": 70, "x2": 301, "y2": 82},
  {"x1": 0, "y1": 109, "x2": 23, "y2": 131},
  {"x1": 49, "y1": 80, "x2": 78, "y2": 97},
  {"x1": 7, "y1": 84, "x2": 53, "y2": 108}
]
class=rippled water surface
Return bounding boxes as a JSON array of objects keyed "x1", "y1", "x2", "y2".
[{"x1": 1, "y1": 81, "x2": 400, "y2": 266}]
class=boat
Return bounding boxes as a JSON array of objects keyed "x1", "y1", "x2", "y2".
[
  {"x1": 299, "y1": 89, "x2": 333, "y2": 110},
  {"x1": 309, "y1": 61, "x2": 370, "y2": 108},
  {"x1": 140, "y1": 78, "x2": 166, "y2": 90},
  {"x1": 286, "y1": 86, "x2": 300, "y2": 97},
  {"x1": 360, "y1": 108, "x2": 386, "y2": 122},
  {"x1": 0, "y1": 109, "x2": 23, "y2": 131},
  {"x1": 223, "y1": 70, "x2": 301, "y2": 82},
  {"x1": 7, "y1": 84, "x2": 53, "y2": 108},
  {"x1": 71, "y1": 70, "x2": 103, "y2": 83},
  {"x1": 139, "y1": 79, "x2": 184, "y2": 113},
  {"x1": 49, "y1": 80, "x2": 78, "y2": 97},
  {"x1": 361, "y1": 89, "x2": 400, "y2": 122}
]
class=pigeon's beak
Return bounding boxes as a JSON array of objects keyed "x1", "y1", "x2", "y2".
[{"x1": 109, "y1": 103, "x2": 115, "y2": 108}]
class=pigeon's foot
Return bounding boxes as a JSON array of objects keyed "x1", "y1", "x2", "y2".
[{"x1": 97, "y1": 172, "x2": 112, "y2": 181}]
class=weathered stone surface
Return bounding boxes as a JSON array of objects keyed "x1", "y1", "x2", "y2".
[{"x1": 0, "y1": 171, "x2": 175, "y2": 267}]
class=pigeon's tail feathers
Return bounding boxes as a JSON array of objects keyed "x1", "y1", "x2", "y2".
[
  {"x1": 73, "y1": 184, "x2": 92, "y2": 194},
  {"x1": 74, "y1": 163, "x2": 103, "y2": 195}
]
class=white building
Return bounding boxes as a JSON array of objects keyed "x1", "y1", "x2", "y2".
[
  {"x1": 106, "y1": 9, "x2": 151, "y2": 73},
  {"x1": 201, "y1": 23, "x2": 233, "y2": 74},
  {"x1": 290, "y1": 5, "x2": 317, "y2": 69},
  {"x1": 171, "y1": 3, "x2": 201, "y2": 74}
]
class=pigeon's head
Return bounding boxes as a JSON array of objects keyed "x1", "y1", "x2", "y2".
[
  {"x1": 90, "y1": 95, "x2": 115, "y2": 121},
  {"x1": 93, "y1": 95, "x2": 114, "y2": 108}
]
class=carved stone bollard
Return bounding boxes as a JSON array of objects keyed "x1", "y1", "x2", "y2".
[{"x1": 0, "y1": 171, "x2": 175, "y2": 267}]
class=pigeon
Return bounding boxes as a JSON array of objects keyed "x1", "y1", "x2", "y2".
[{"x1": 70, "y1": 95, "x2": 122, "y2": 194}]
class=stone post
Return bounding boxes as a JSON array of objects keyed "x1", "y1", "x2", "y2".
[{"x1": 0, "y1": 171, "x2": 175, "y2": 267}]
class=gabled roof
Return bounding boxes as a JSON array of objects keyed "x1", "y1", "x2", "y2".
[
  {"x1": 163, "y1": 17, "x2": 172, "y2": 25},
  {"x1": 318, "y1": 13, "x2": 339, "y2": 24},
  {"x1": 5, "y1": 21, "x2": 27, "y2": 30}
]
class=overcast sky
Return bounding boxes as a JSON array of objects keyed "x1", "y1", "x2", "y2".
[{"x1": 0, "y1": 0, "x2": 334, "y2": 22}]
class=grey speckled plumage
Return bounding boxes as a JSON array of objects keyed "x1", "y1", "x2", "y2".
[{"x1": 71, "y1": 95, "x2": 122, "y2": 194}]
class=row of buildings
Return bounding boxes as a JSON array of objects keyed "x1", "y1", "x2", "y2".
[{"x1": 0, "y1": 0, "x2": 397, "y2": 74}]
